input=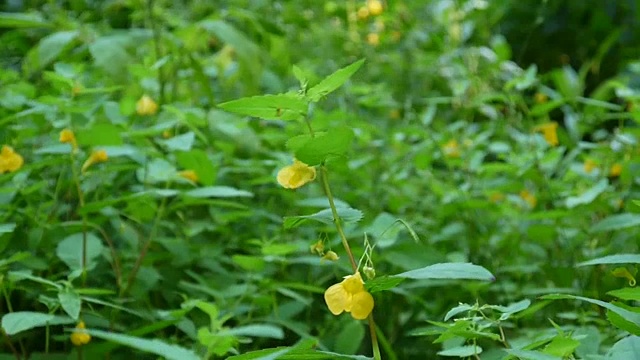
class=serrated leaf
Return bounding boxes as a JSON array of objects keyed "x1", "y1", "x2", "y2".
[
  {"x1": 365, "y1": 276, "x2": 405, "y2": 293},
  {"x1": 590, "y1": 214, "x2": 640, "y2": 233},
  {"x1": 295, "y1": 126, "x2": 354, "y2": 166},
  {"x1": 394, "y1": 263, "x2": 495, "y2": 281},
  {"x1": 87, "y1": 329, "x2": 199, "y2": 360},
  {"x1": 0, "y1": 12, "x2": 51, "y2": 28},
  {"x1": 225, "y1": 324, "x2": 284, "y2": 339},
  {"x1": 444, "y1": 304, "x2": 474, "y2": 321},
  {"x1": 438, "y1": 345, "x2": 483, "y2": 357},
  {"x1": 283, "y1": 208, "x2": 363, "y2": 229},
  {"x1": 606, "y1": 305, "x2": 640, "y2": 336},
  {"x1": 607, "y1": 287, "x2": 640, "y2": 301},
  {"x1": 565, "y1": 179, "x2": 608, "y2": 208},
  {"x1": 577, "y1": 254, "x2": 640, "y2": 266},
  {"x1": 218, "y1": 94, "x2": 307, "y2": 121},
  {"x1": 184, "y1": 186, "x2": 253, "y2": 198},
  {"x1": 58, "y1": 289, "x2": 81, "y2": 320},
  {"x1": 307, "y1": 59, "x2": 365, "y2": 102},
  {"x1": 2, "y1": 312, "x2": 74, "y2": 335}
]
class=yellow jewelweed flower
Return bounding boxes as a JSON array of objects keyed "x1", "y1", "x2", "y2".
[
  {"x1": 81, "y1": 150, "x2": 108, "y2": 173},
  {"x1": 136, "y1": 94, "x2": 158, "y2": 116},
  {"x1": 610, "y1": 163, "x2": 622, "y2": 177},
  {"x1": 0, "y1": 145, "x2": 24, "y2": 174},
  {"x1": 178, "y1": 170, "x2": 198, "y2": 183},
  {"x1": 534, "y1": 122, "x2": 559, "y2": 146},
  {"x1": 520, "y1": 190, "x2": 537, "y2": 208},
  {"x1": 324, "y1": 272, "x2": 374, "y2": 320},
  {"x1": 442, "y1": 139, "x2": 461, "y2": 158},
  {"x1": 321, "y1": 251, "x2": 339, "y2": 262},
  {"x1": 277, "y1": 160, "x2": 316, "y2": 189},
  {"x1": 584, "y1": 159, "x2": 597, "y2": 174},
  {"x1": 357, "y1": 6, "x2": 369, "y2": 19},
  {"x1": 534, "y1": 92, "x2": 548, "y2": 104},
  {"x1": 367, "y1": 0, "x2": 383, "y2": 16},
  {"x1": 59, "y1": 129, "x2": 78, "y2": 151},
  {"x1": 366, "y1": 33, "x2": 380, "y2": 46},
  {"x1": 70, "y1": 321, "x2": 91, "y2": 346},
  {"x1": 310, "y1": 240, "x2": 325, "y2": 255}
]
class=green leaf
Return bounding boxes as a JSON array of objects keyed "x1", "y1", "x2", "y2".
[
  {"x1": 503, "y1": 349, "x2": 562, "y2": 360},
  {"x1": 56, "y1": 233, "x2": 105, "y2": 272},
  {"x1": 0, "y1": 12, "x2": 51, "y2": 28},
  {"x1": 2, "y1": 312, "x2": 74, "y2": 335},
  {"x1": 307, "y1": 59, "x2": 365, "y2": 102},
  {"x1": 78, "y1": 122, "x2": 123, "y2": 146},
  {"x1": 295, "y1": 126, "x2": 354, "y2": 166},
  {"x1": 87, "y1": 329, "x2": 199, "y2": 360},
  {"x1": 590, "y1": 214, "x2": 640, "y2": 233},
  {"x1": 394, "y1": 263, "x2": 495, "y2": 281},
  {"x1": 89, "y1": 36, "x2": 131, "y2": 78},
  {"x1": 161, "y1": 132, "x2": 195, "y2": 152},
  {"x1": 577, "y1": 254, "x2": 640, "y2": 266},
  {"x1": 232, "y1": 255, "x2": 265, "y2": 272},
  {"x1": 176, "y1": 149, "x2": 216, "y2": 185},
  {"x1": 0, "y1": 223, "x2": 16, "y2": 234},
  {"x1": 543, "y1": 334, "x2": 580, "y2": 357},
  {"x1": 487, "y1": 299, "x2": 532, "y2": 320},
  {"x1": 607, "y1": 287, "x2": 640, "y2": 301},
  {"x1": 365, "y1": 276, "x2": 405, "y2": 293},
  {"x1": 565, "y1": 179, "x2": 608, "y2": 208},
  {"x1": 606, "y1": 304, "x2": 640, "y2": 336},
  {"x1": 605, "y1": 336, "x2": 640, "y2": 359},
  {"x1": 25, "y1": 30, "x2": 78, "y2": 74},
  {"x1": 58, "y1": 289, "x2": 81, "y2": 320},
  {"x1": 283, "y1": 207, "x2": 363, "y2": 229},
  {"x1": 444, "y1": 304, "x2": 474, "y2": 321},
  {"x1": 335, "y1": 321, "x2": 364, "y2": 355},
  {"x1": 226, "y1": 324, "x2": 285, "y2": 339},
  {"x1": 136, "y1": 158, "x2": 177, "y2": 184},
  {"x1": 184, "y1": 186, "x2": 253, "y2": 198},
  {"x1": 540, "y1": 294, "x2": 640, "y2": 328},
  {"x1": 438, "y1": 345, "x2": 483, "y2": 357},
  {"x1": 218, "y1": 94, "x2": 307, "y2": 121}
]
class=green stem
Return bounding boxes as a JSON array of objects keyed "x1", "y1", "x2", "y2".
[{"x1": 147, "y1": 0, "x2": 165, "y2": 104}]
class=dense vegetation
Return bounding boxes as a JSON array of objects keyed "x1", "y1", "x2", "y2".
[{"x1": 0, "y1": 1, "x2": 639, "y2": 359}]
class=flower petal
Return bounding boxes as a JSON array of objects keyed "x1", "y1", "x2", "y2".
[
  {"x1": 342, "y1": 272, "x2": 365, "y2": 293},
  {"x1": 324, "y1": 283, "x2": 348, "y2": 315},
  {"x1": 350, "y1": 291, "x2": 374, "y2": 320}
]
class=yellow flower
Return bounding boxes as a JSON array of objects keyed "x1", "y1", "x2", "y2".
[
  {"x1": 357, "y1": 6, "x2": 369, "y2": 19},
  {"x1": 534, "y1": 92, "x2": 548, "y2": 104},
  {"x1": 70, "y1": 321, "x2": 91, "y2": 346},
  {"x1": 534, "y1": 122, "x2": 559, "y2": 146},
  {"x1": 324, "y1": 272, "x2": 374, "y2": 320},
  {"x1": 489, "y1": 192, "x2": 504, "y2": 203},
  {"x1": 277, "y1": 159, "x2": 316, "y2": 189},
  {"x1": 610, "y1": 163, "x2": 623, "y2": 177},
  {"x1": 520, "y1": 190, "x2": 537, "y2": 208},
  {"x1": 59, "y1": 129, "x2": 78, "y2": 151},
  {"x1": 0, "y1": 145, "x2": 24, "y2": 174},
  {"x1": 322, "y1": 251, "x2": 339, "y2": 262},
  {"x1": 178, "y1": 170, "x2": 198, "y2": 183},
  {"x1": 81, "y1": 150, "x2": 108, "y2": 173},
  {"x1": 310, "y1": 240, "x2": 325, "y2": 255},
  {"x1": 136, "y1": 95, "x2": 158, "y2": 116},
  {"x1": 367, "y1": 0, "x2": 383, "y2": 16},
  {"x1": 442, "y1": 139, "x2": 461, "y2": 158},
  {"x1": 366, "y1": 33, "x2": 380, "y2": 46},
  {"x1": 584, "y1": 159, "x2": 597, "y2": 174}
]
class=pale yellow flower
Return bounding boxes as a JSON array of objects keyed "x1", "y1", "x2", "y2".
[
  {"x1": 276, "y1": 160, "x2": 316, "y2": 189},
  {"x1": 59, "y1": 129, "x2": 78, "y2": 151},
  {"x1": 324, "y1": 272, "x2": 374, "y2": 320},
  {"x1": 178, "y1": 170, "x2": 198, "y2": 183},
  {"x1": 136, "y1": 94, "x2": 158, "y2": 116},
  {"x1": 321, "y1": 251, "x2": 339, "y2": 262},
  {"x1": 357, "y1": 7, "x2": 369, "y2": 20},
  {"x1": 70, "y1": 321, "x2": 91, "y2": 346},
  {"x1": 520, "y1": 190, "x2": 537, "y2": 208},
  {"x1": 366, "y1": 33, "x2": 380, "y2": 46},
  {"x1": 0, "y1": 145, "x2": 24, "y2": 174},
  {"x1": 81, "y1": 150, "x2": 108, "y2": 173},
  {"x1": 584, "y1": 159, "x2": 597, "y2": 174},
  {"x1": 534, "y1": 122, "x2": 559, "y2": 146},
  {"x1": 442, "y1": 139, "x2": 461, "y2": 158},
  {"x1": 367, "y1": 0, "x2": 383, "y2": 16}
]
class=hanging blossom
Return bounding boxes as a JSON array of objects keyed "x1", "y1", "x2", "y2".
[
  {"x1": 277, "y1": 159, "x2": 316, "y2": 189},
  {"x1": 70, "y1": 321, "x2": 91, "y2": 346},
  {"x1": 59, "y1": 129, "x2": 78, "y2": 151},
  {"x1": 136, "y1": 94, "x2": 158, "y2": 116},
  {"x1": 324, "y1": 272, "x2": 374, "y2": 320},
  {"x1": 0, "y1": 145, "x2": 24, "y2": 174},
  {"x1": 82, "y1": 149, "x2": 108, "y2": 173},
  {"x1": 534, "y1": 122, "x2": 559, "y2": 146}
]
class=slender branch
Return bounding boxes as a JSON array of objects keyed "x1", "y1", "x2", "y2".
[{"x1": 2, "y1": 329, "x2": 20, "y2": 360}]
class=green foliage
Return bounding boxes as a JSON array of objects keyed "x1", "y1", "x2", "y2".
[{"x1": 0, "y1": 0, "x2": 639, "y2": 359}]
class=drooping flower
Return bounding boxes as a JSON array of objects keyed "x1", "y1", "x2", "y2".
[
  {"x1": 324, "y1": 272, "x2": 374, "y2": 320},
  {"x1": 276, "y1": 159, "x2": 316, "y2": 189},
  {"x1": 136, "y1": 94, "x2": 158, "y2": 116},
  {"x1": 584, "y1": 159, "x2": 597, "y2": 174},
  {"x1": 0, "y1": 145, "x2": 24, "y2": 174},
  {"x1": 367, "y1": 0, "x2": 383, "y2": 16},
  {"x1": 81, "y1": 150, "x2": 108, "y2": 173},
  {"x1": 321, "y1": 251, "x2": 339, "y2": 262},
  {"x1": 178, "y1": 170, "x2": 198, "y2": 183},
  {"x1": 310, "y1": 240, "x2": 325, "y2": 255},
  {"x1": 442, "y1": 139, "x2": 461, "y2": 158},
  {"x1": 70, "y1": 321, "x2": 91, "y2": 346},
  {"x1": 610, "y1": 163, "x2": 623, "y2": 177},
  {"x1": 534, "y1": 122, "x2": 559, "y2": 146},
  {"x1": 59, "y1": 129, "x2": 78, "y2": 151},
  {"x1": 520, "y1": 190, "x2": 537, "y2": 208}
]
